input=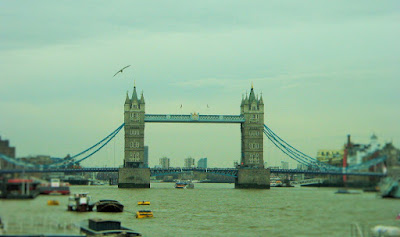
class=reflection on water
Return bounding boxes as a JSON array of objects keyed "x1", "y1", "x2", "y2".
[{"x1": 0, "y1": 183, "x2": 398, "y2": 236}]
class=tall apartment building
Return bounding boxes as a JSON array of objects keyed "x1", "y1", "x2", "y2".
[
  {"x1": 159, "y1": 157, "x2": 170, "y2": 169},
  {"x1": 197, "y1": 158, "x2": 207, "y2": 168},
  {"x1": 184, "y1": 157, "x2": 195, "y2": 168}
]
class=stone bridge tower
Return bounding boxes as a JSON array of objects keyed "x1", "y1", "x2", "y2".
[
  {"x1": 236, "y1": 85, "x2": 270, "y2": 189},
  {"x1": 123, "y1": 86, "x2": 145, "y2": 168},
  {"x1": 118, "y1": 85, "x2": 150, "y2": 188},
  {"x1": 240, "y1": 85, "x2": 264, "y2": 168}
]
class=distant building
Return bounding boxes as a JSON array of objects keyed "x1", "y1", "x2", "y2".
[
  {"x1": 281, "y1": 161, "x2": 289, "y2": 169},
  {"x1": 347, "y1": 134, "x2": 380, "y2": 166},
  {"x1": 154, "y1": 165, "x2": 162, "y2": 168},
  {"x1": 19, "y1": 155, "x2": 53, "y2": 165},
  {"x1": 159, "y1": 157, "x2": 170, "y2": 169},
  {"x1": 0, "y1": 136, "x2": 16, "y2": 169},
  {"x1": 234, "y1": 161, "x2": 239, "y2": 168},
  {"x1": 316, "y1": 149, "x2": 344, "y2": 167},
  {"x1": 184, "y1": 157, "x2": 195, "y2": 168},
  {"x1": 197, "y1": 158, "x2": 207, "y2": 168},
  {"x1": 143, "y1": 146, "x2": 149, "y2": 168}
]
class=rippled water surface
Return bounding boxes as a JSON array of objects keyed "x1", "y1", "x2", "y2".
[{"x1": 1, "y1": 183, "x2": 399, "y2": 236}]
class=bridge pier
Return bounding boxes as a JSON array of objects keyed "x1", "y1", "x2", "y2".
[
  {"x1": 235, "y1": 168, "x2": 270, "y2": 189},
  {"x1": 118, "y1": 168, "x2": 150, "y2": 188}
]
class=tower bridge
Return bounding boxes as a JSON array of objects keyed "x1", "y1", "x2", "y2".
[
  {"x1": 0, "y1": 84, "x2": 388, "y2": 188},
  {"x1": 119, "y1": 84, "x2": 269, "y2": 188}
]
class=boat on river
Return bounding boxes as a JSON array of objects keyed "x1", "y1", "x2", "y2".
[
  {"x1": 80, "y1": 218, "x2": 141, "y2": 236},
  {"x1": 0, "y1": 178, "x2": 40, "y2": 199},
  {"x1": 67, "y1": 193, "x2": 95, "y2": 212},
  {"x1": 96, "y1": 200, "x2": 124, "y2": 212},
  {"x1": 138, "y1": 201, "x2": 150, "y2": 205},
  {"x1": 136, "y1": 210, "x2": 153, "y2": 219},
  {"x1": 47, "y1": 199, "x2": 60, "y2": 205},
  {"x1": 270, "y1": 177, "x2": 282, "y2": 187},
  {"x1": 39, "y1": 178, "x2": 70, "y2": 195},
  {"x1": 175, "y1": 181, "x2": 187, "y2": 189},
  {"x1": 335, "y1": 189, "x2": 361, "y2": 194}
]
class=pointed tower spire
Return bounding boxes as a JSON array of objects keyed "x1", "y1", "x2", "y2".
[
  {"x1": 249, "y1": 84, "x2": 256, "y2": 102},
  {"x1": 125, "y1": 91, "x2": 130, "y2": 104},
  {"x1": 131, "y1": 85, "x2": 138, "y2": 102},
  {"x1": 140, "y1": 90, "x2": 145, "y2": 104},
  {"x1": 259, "y1": 92, "x2": 264, "y2": 104}
]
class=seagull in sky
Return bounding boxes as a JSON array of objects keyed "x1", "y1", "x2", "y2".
[{"x1": 113, "y1": 65, "x2": 131, "y2": 77}]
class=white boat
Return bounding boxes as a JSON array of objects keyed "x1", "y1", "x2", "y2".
[
  {"x1": 270, "y1": 177, "x2": 282, "y2": 187},
  {"x1": 67, "y1": 192, "x2": 95, "y2": 212}
]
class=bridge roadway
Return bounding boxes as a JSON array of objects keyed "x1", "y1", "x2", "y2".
[{"x1": 0, "y1": 168, "x2": 386, "y2": 177}]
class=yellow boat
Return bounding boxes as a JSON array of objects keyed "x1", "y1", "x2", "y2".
[
  {"x1": 136, "y1": 210, "x2": 153, "y2": 218},
  {"x1": 47, "y1": 200, "x2": 60, "y2": 205},
  {"x1": 137, "y1": 201, "x2": 150, "y2": 205}
]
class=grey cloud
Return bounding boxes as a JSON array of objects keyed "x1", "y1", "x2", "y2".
[{"x1": 1, "y1": 0, "x2": 399, "y2": 49}]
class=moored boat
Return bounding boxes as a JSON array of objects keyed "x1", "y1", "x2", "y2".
[
  {"x1": 175, "y1": 182, "x2": 187, "y2": 189},
  {"x1": 270, "y1": 177, "x2": 282, "y2": 187},
  {"x1": 138, "y1": 201, "x2": 150, "y2": 205},
  {"x1": 80, "y1": 218, "x2": 141, "y2": 236},
  {"x1": 67, "y1": 193, "x2": 95, "y2": 212},
  {"x1": 0, "y1": 178, "x2": 40, "y2": 199},
  {"x1": 39, "y1": 178, "x2": 70, "y2": 195},
  {"x1": 136, "y1": 210, "x2": 153, "y2": 219},
  {"x1": 96, "y1": 200, "x2": 124, "y2": 212},
  {"x1": 47, "y1": 199, "x2": 60, "y2": 205},
  {"x1": 335, "y1": 189, "x2": 361, "y2": 194}
]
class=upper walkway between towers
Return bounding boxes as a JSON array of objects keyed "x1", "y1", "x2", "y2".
[{"x1": 144, "y1": 114, "x2": 245, "y2": 123}]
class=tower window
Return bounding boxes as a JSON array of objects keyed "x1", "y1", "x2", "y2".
[{"x1": 130, "y1": 130, "x2": 139, "y2": 135}]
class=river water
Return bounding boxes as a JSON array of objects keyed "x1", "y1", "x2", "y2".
[{"x1": 0, "y1": 183, "x2": 399, "y2": 236}]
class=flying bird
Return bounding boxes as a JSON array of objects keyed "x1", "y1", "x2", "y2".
[{"x1": 113, "y1": 65, "x2": 131, "y2": 77}]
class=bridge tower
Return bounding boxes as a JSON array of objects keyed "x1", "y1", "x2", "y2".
[
  {"x1": 118, "y1": 85, "x2": 150, "y2": 188},
  {"x1": 236, "y1": 85, "x2": 270, "y2": 189}
]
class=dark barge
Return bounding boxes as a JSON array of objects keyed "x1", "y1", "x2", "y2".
[
  {"x1": 80, "y1": 219, "x2": 141, "y2": 236},
  {"x1": 95, "y1": 200, "x2": 124, "y2": 212}
]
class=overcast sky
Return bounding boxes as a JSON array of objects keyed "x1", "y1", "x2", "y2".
[{"x1": 1, "y1": 1, "x2": 399, "y2": 168}]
